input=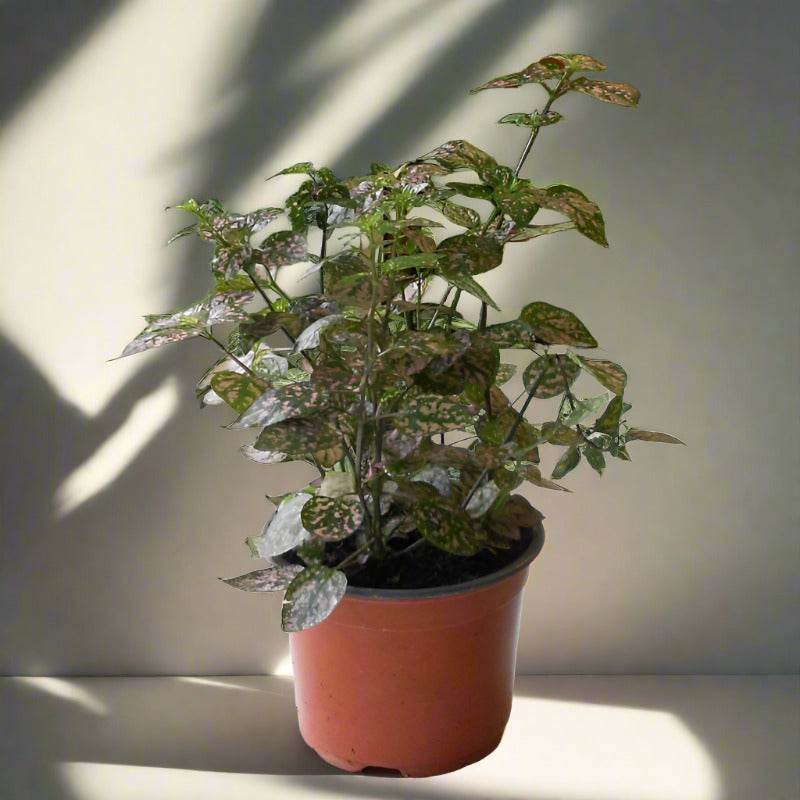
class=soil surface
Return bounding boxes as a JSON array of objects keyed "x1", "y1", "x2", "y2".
[{"x1": 335, "y1": 532, "x2": 531, "y2": 591}]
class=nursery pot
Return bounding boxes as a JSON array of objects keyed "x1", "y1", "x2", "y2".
[{"x1": 289, "y1": 523, "x2": 545, "y2": 777}]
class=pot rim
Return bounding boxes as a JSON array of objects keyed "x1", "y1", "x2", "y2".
[{"x1": 342, "y1": 522, "x2": 545, "y2": 601}]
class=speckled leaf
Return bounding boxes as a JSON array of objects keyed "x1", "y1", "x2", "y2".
[
  {"x1": 538, "y1": 185, "x2": 607, "y2": 247},
  {"x1": 440, "y1": 201, "x2": 481, "y2": 228},
  {"x1": 498, "y1": 110, "x2": 563, "y2": 128},
  {"x1": 425, "y1": 140, "x2": 500, "y2": 185},
  {"x1": 210, "y1": 371, "x2": 269, "y2": 414},
  {"x1": 393, "y1": 395, "x2": 474, "y2": 436},
  {"x1": 240, "y1": 444, "x2": 288, "y2": 464},
  {"x1": 281, "y1": 566, "x2": 347, "y2": 632},
  {"x1": 119, "y1": 316, "x2": 205, "y2": 357},
  {"x1": 253, "y1": 230, "x2": 308, "y2": 278},
  {"x1": 292, "y1": 315, "x2": 343, "y2": 353},
  {"x1": 523, "y1": 464, "x2": 569, "y2": 491},
  {"x1": 481, "y1": 319, "x2": 537, "y2": 349},
  {"x1": 438, "y1": 232, "x2": 503, "y2": 276},
  {"x1": 520, "y1": 301, "x2": 597, "y2": 347},
  {"x1": 569, "y1": 77, "x2": 640, "y2": 107},
  {"x1": 220, "y1": 565, "x2": 303, "y2": 592},
  {"x1": 120, "y1": 293, "x2": 250, "y2": 358},
  {"x1": 470, "y1": 58, "x2": 564, "y2": 92},
  {"x1": 241, "y1": 311, "x2": 305, "y2": 340},
  {"x1": 229, "y1": 382, "x2": 325, "y2": 430},
  {"x1": 404, "y1": 489, "x2": 486, "y2": 556},
  {"x1": 478, "y1": 407, "x2": 538, "y2": 449},
  {"x1": 493, "y1": 186, "x2": 540, "y2": 228},
  {"x1": 247, "y1": 494, "x2": 312, "y2": 559},
  {"x1": 465, "y1": 481, "x2": 500, "y2": 518},
  {"x1": 383, "y1": 330, "x2": 469, "y2": 377},
  {"x1": 301, "y1": 495, "x2": 364, "y2": 541},
  {"x1": 253, "y1": 417, "x2": 346, "y2": 468},
  {"x1": 625, "y1": 429, "x2": 685, "y2": 445},
  {"x1": 577, "y1": 357, "x2": 627, "y2": 395},
  {"x1": 523, "y1": 354, "x2": 580, "y2": 398},
  {"x1": 496, "y1": 363, "x2": 517, "y2": 384},
  {"x1": 551, "y1": 446, "x2": 581, "y2": 480}
]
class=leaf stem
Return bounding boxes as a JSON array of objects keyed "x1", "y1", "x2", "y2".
[{"x1": 201, "y1": 331, "x2": 257, "y2": 378}]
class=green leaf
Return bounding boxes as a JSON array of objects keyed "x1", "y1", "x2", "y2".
[
  {"x1": 393, "y1": 395, "x2": 474, "y2": 436},
  {"x1": 210, "y1": 371, "x2": 269, "y2": 414},
  {"x1": 576, "y1": 357, "x2": 627, "y2": 395},
  {"x1": 506, "y1": 221, "x2": 576, "y2": 242},
  {"x1": 560, "y1": 394, "x2": 608, "y2": 426},
  {"x1": 270, "y1": 161, "x2": 315, "y2": 177},
  {"x1": 446, "y1": 181, "x2": 494, "y2": 201},
  {"x1": 551, "y1": 446, "x2": 581, "y2": 479},
  {"x1": 569, "y1": 77, "x2": 640, "y2": 107},
  {"x1": 540, "y1": 421, "x2": 581, "y2": 446},
  {"x1": 220, "y1": 565, "x2": 303, "y2": 592},
  {"x1": 382, "y1": 252, "x2": 441, "y2": 273},
  {"x1": 520, "y1": 301, "x2": 597, "y2": 347},
  {"x1": 447, "y1": 273, "x2": 500, "y2": 311},
  {"x1": 625, "y1": 429, "x2": 685, "y2": 445},
  {"x1": 538, "y1": 185, "x2": 607, "y2": 247},
  {"x1": 229, "y1": 381, "x2": 327, "y2": 430},
  {"x1": 498, "y1": 110, "x2": 563, "y2": 128},
  {"x1": 594, "y1": 395, "x2": 632, "y2": 435},
  {"x1": 301, "y1": 495, "x2": 364, "y2": 541},
  {"x1": 584, "y1": 445, "x2": 606, "y2": 475},
  {"x1": 281, "y1": 566, "x2": 347, "y2": 632},
  {"x1": 247, "y1": 494, "x2": 312, "y2": 559},
  {"x1": 523, "y1": 354, "x2": 581, "y2": 398}
]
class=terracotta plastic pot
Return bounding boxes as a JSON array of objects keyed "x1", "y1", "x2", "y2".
[{"x1": 289, "y1": 524, "x2": 544, "y2": 777}]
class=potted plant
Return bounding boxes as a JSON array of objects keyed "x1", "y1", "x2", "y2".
[{"x1": 121, "y1": 53, "x2": 681, "y2": 776}]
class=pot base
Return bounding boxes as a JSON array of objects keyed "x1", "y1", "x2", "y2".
[{"x1": 306, "y1": 730, "x2": 505, "y2": 778}]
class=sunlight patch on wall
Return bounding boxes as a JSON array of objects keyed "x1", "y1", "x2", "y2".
[
  {"x1": 13, "y1": 677, "x2": 107, "y2": 716},
  {"x1": 0, "y1": 0, "x2": 268, "y2": 417},
  {"x1": 271, "y1": 654, "x2": 294, "y2": 677},
  {"x1": 54, "y1": 376, "x2": 180, "y2": 517},
  {"x1": 236, "y1": 0, "x2": 506, "y2": 198}
]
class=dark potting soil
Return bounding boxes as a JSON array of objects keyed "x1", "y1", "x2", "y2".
[{"x1": 337, "y1": 533, "x2": 530, "y2": 591}]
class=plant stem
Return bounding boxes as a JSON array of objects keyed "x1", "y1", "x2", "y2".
[{"x1": 201, "y1": 331, "x2": 257, "y2": 377}]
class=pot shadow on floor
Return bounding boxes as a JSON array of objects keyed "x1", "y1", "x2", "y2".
[{"x1": 0, "y1": 676, "x2": 340, "y2": 800}]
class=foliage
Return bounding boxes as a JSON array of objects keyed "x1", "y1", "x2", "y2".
[{"x1": 121, "y1": 54, "x2": 680, "y2": 631}]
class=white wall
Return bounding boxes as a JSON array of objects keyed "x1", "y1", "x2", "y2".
[{"x1": 1, "y1": 0, "x2": 797, "y2": 676}]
